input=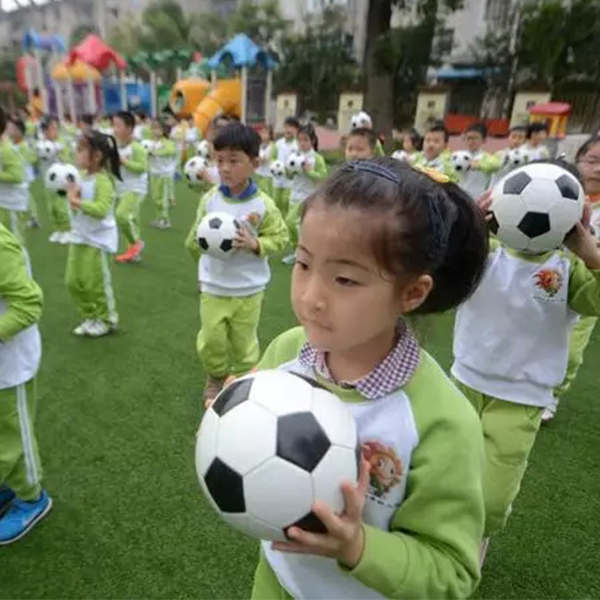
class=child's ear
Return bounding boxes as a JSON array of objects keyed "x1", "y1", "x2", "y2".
[{"x1": 251, "y1": 156, "x2": 260, "y2": 169}]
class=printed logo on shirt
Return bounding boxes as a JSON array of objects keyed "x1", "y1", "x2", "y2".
[
  {"x1": 533, "y1": 268, "x2": 564, "y2": 298},
  {"x1": 363, "y1": 441, "x2": 403, "y2": 497},
  {"x1": 244, "y1": 211, "x2": 262, "y2": 231}
]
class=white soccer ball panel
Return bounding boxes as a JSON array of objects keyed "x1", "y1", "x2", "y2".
[
  {"x1": 391, "y1": 150, "x2": 408, "y2": 162},
  {"x1": 286, "y1": 153, "x2": 306, "y2": 174},
  {"x1": 244, "y1": 456, "x2": 313, "y2": 529},
  {"x1": 197, "y1": 140, "x2": 211, "y2": 158},
  {"x1": 195, "y1": 408, "x2": 220, "y2": 478},
  {"x1": 310, "y1": 389, "x2": 358, "y2": 450},
  {"x1": 270, "y1": 161, "x2": 285, "y2": 177},
  {"x1": 197, "y1": 212, "x2": 240, "y2": 260},
  {"x1": 220, "y1": 512, "x2": 287, "y2": 542},
  {"x1": 217, "y1": 401, "x2": 277, "y2": 476},
  {"x1": 517, "y1": 177, "x2": 560, "y2": 213},
  {"x1": 491, "y1": 189, "x2": 527, "y2": 227},
  {"x1": 311, "y1": 445, "x2": 358, "y2": 515},
  {"x1": 248, "y1": 370, "x2": 314, "y2": 416},
  {"x1": 451, "y1": 151, "x2": 472, "y2": 172}
]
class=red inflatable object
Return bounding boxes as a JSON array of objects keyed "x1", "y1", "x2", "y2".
[
  {"x1": 16, "y1": 55, "x2": 35, "y2": 91},
  {"x1": 67, "y1": 35, "x2": 127, "y2": 71}
]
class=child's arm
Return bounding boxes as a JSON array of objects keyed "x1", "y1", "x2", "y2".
[
  {"x1": 475, "y1": 152, "x2": 503, "y2": 174},
  {"x1": 185, "y1": 190, "x2": 211, "y2": 262},
  {"x1": 123, "y1": 144, "x2": 148, "y2": 173},
  {"x1": 305, "y1": 153, "x2": 329, "y2": 182},
  {"x1": 0, "y1": 145, "x2": 24, "y2": 184},
  {"x1": 270, "y1": 143, "x2": 278, "y2": 161},
  {"x1": 154, "y1": 140, "x2": 177, "y2": 158},
  {"x1": 568, "y1": 257, "x2": 600, "y2": 316},
  {"x1": 256, "y1": 197, "x2": 289, "y2": 257},
  {"x1": 441, "y1": 157, "x2": 460, "y2": 184},
  {"x1": 0, "y1": 227, "x2": 43, "y2": 341},
  {"x1": 78, "y1": 174, "x2": 114, "y2": 219}
]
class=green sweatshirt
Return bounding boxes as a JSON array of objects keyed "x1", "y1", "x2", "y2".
[
  {"x1": 122, "y1": 141, "x2": 148, "y2": 174},
  {"x1": 15, "y1": 139, "x2": 36, "y2": 166},
  {"x1": 252, "y1": 327, "x2": 484, "y2": 600},
  {"x1": 305, "y1": 153, "x2": 328, "y2": 183},
  {"x1": 412, "y1": 151, "x2": 459, "y2": 183},
  {"x1": 0, "y1": 224, "x2": 42, "y2": 341},
  {"x1": 153, "y1": 139, "x2": 177, "y2": 158},
  {"x1": 0, "y1": 140, "x2": 25, "y2": 184}
]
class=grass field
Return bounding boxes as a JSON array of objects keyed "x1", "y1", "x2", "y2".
[{"x1": 1, "y1": 181, "x2": 599, "y2": 599}]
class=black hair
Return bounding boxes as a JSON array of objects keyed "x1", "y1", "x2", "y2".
[
  {"x1": 136, "y1": 110, "x2": 147, "y2": 121},
  {"x1": 260, "y1": 124, "x2": 274, "y2": 141},
  {"x1": 298, "y1": 123, "x2": 319, "y2": 152},
  {"x1": 79, "y1": 114, "x2": 94, "y2": 126},
  {"x1": 427, "y1": 123, "x2": 450, "y2": 143},
  {"x1": 348, "y1": 127, "x2": 377, "y2": 150},
  {"x1": 509, "y1": 124, "x2": 527, "y2": 134},
  {"x1": 0, "y1": 106, "x2": 6, "y2": 136},
  {"x1": 40, "y1": 115, "x2": 58, "y2": 131},
  {"x1": 575, "y1": 136, "x2": 600, "y2": 162},
  {"x1": 83, "y1": 130, "x2": 122, "y2": 181},
  {"x1": 10, "y1": 116, "x2": 25, "y2": 136},
  {"x1": 152, "y1": 117, "x2": 171, "y2": 138},
  {"x1": 527, "y1": 121, "x2": 549, "y2": 139},
  {"x1": 284, "y1": 116, "x2": 300, "y2": 130},
  {"x1": 114, "y1": 110, "x2": 135, "y2": 130},
  {"x1": 466, "y1": 121, "x2": 487, "y2": 139},
  {"x1": 301, "y1": 158, "x2": 489, "y2": 315},
  {"x1": 213, "y1": 122, "x2": 261, "y2": 158},
  {"x1": 404, "y1": 128, "x2": 423, "y2": 151}
]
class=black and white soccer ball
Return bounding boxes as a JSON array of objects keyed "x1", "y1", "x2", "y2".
[
  {"x1": 451, "y1": 150, "x2": 472, "y2": 173},
  {"x1": 141, "y1": 139, "x2": 157, "y2": 154},
  {"x1": 197, "y1": 140, "x2": 212, "y2": 159},
  {"x1": 270, "y1": 160, "x2": 286, "y2": 178},
  {"x1": 286, "y1": 152, "x2": 306, "y2": 175},
  {"x1": 506, "y1": 147, "x2": 531, "y2": 169},
  {"x1": 44, "y1": 163, "x2": 81, "y2": 196},
  {"x1": 185, "y1": 156, "x2": 209, "y2": 184},
  {"x1": 36, "y1": 140, "x2": 56, "y2": 161},
  {"x1": 196, "y1": 370, "x2": 359, "y2": 541},
  {"x1": 351, "y1": 111, "x2": 372, "y2": 130},
  {"x1": 391, "y1": 150, "x2": 409, "y2": 162},
  {"x1": 197, "y1": 211, "x2": 240, "y2": 259},
  {"x1": 489, "y1": 163, "x2": 585, "y2": 253}
]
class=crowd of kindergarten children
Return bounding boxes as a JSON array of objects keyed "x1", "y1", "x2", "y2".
[{"x1": 2, "y1": 102, "x2": 600, "y2": 600}]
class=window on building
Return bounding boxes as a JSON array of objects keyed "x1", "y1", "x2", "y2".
[{"x1": 435, "y1": 28, "x2": 454, "y2": 58}]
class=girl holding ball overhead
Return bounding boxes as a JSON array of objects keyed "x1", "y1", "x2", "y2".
[{"x1": 249, "y1": 158, "x2": 488, "y2": 599}]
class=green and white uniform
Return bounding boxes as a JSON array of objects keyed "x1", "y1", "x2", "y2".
[
  {"x1": 116, "y1": 141, "x2": 148, "y2": 246},
  {"x1": 0, "y1": 224, "x2": 43, "y2": 502},
  {"x1": 40, "y1": 139, "x2": 72, "y2": 235},
  {"x1": 251, "y1": 327, "x2": 484, "y2": 600},
  {"x1": 272, "y1": 138, "x2": 297, "y2": 216},
  {"x1": 412, "y1": 152, "x2": 459, "y2": 183},
  {"x1": 186, "y1": 181, "x2": 288, "y2": 378},
  {"x1": 149, "y1": 139, "x2": 177, "y2": 222},
  {"x1": 0, "y1": 139, "x2": 27, "y2": 243},
  {"x1": 256, "y1": 141, "x2": 275, "y2": 196},
  {"x1": 15, "y1": 138, "x2": 39, "y2": 226},
  {"x1": 66, "y1": 171, "x2": 118, "y2": 327},
  {"x1": 287, "y1": 150, "x2": 328, "y2": 248},
  {"x1": 457, "y1": 150, "x2": 502, "y2": 200},
  {"x1": 452, "y1": 240, "x2": 600, "y2": 535}
]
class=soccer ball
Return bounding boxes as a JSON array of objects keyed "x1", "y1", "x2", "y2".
[
  {"x1": 184, "y1": 156, "x2": 209, "y2": 183},
  {"x1": 451, "y1": 151, "x2": 472, "y2": 173},
  {"x1": 197, "y1": 140, "x2": 212, "y2": 159},
  {"x1": 489, "y1": 163, "x2": 585, "y2": 253},
  {"x1": 506, "y1": 147, "x2": 531, "y2": 169},
  {"x1": 141, "y1": 139, "x2": 157, "y2": 154},
  {"x1": 197, "y1": 211, "x2": 240, "y2": 259},
  {"x1": 270, "y1": 160, "x2": 286, "y2": 178},
  {"x1": 36, "y1": 140, "x2": 56, "y2": 161},
  {"x1": 351, "y1": 111, "x2": 372, "y2": 130},
  {"x1": 286, "y1": 152, "x2": 306, "y2": 175},
  {"x1": 391, "y1": 150, "x2": 409, "y2": 162},
  {"x1": 195, "y1": 370, "x2": 359, "y2": 541},
  {"x1": 44, "y1": 163, "x2": 81, "y2": 196}
]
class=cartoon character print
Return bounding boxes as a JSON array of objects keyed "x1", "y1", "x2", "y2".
[
  {"x1": 534, "y1": 268, "x2": 564, "y2": 298},
  {"x1": 239, "y1": 211, "x2": 262, "y2": 237},
  {"x1": 362, "y1": 441, "x2": 403, "y2": 498}
]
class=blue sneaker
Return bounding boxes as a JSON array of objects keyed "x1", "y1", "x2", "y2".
[
  {"x1": 0, "y1": 490, "x2": 52, "y2": 545},
  {"x1": 0, "y1": 487, "x2": 15, "y2": 517}
]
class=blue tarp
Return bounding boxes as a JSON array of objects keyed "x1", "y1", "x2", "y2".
[
  {"x1": 22, "y1": 30, "x2": 66, "y2": 53},
  {"x1": 207, "y1": 33, "x2": 275, "y2": 70},
  {"x1": 432, "y1": 66, "x2": 500, "y2": 79}
]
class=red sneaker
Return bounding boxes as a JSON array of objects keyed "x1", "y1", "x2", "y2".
[{"x1": 116, "y1": 241, "x2": 144, "y2": 263}]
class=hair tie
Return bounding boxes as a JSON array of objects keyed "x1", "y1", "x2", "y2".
[{"x1": 342, "y1": 160, "x2": 401, "y2": 185}]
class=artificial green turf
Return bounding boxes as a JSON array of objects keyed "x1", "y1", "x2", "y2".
[{"x1": 1, "y1": 181, "x2": 599, "y2": 599}]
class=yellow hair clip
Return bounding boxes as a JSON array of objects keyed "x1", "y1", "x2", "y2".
[{"x1": 413, "y1": 165, "x2": 450, "y2": 184}]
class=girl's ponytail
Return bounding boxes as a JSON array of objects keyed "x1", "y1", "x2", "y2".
[{"x1": 106, "y1": 135, "x2": 122, "y2": 181}]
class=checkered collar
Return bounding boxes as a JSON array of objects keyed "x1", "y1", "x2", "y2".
[{"x1": 297, "y1": 322, "x2": 420, "y2": 400}]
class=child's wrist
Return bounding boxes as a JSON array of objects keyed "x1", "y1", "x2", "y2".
[{"x1": 339, "y1": 523, "x2": 365, "y2": 569}]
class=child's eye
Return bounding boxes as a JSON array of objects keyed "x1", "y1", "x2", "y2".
[
  {"x1": 295, "y1": 259, "x2": 308, "y2": 270},
  {"x1": 335, "y1": 276, "x2": 359, "y2": 287}
]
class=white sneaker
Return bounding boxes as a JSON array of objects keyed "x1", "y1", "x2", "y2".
[
  {"x1": 73, "y1": 320, "x2": 93, "y2": 336},
  {"x1": 49, "y1": 232, "x2": 60, "y2": 243},
  {"x1": 57, "y1": 232, "x2": 72, "y2": 245},
  {"x1": 541, "y1": 405, "x2": 556, "y2": 424},
  {"x1": 281, "y1": 253, "x2": 296, "y2": 265},
  {"x1": 85, "y1": 320, "x2": 111, "y2": 338}
]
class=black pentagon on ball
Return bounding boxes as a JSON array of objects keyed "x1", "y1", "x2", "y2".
[
  {"x1": 503, "y1": 171, "x2": 532, "y2": 195},
  {"x1": 49, "y1": 173, "x2": 57, "y2": 181},
  {"x1": 288, "y1": 371, "x2": 328, "y2": 391},
  {"x1": 204, "y1": 457, "x2": 245, "y2": 513},
  {"x1": 211, "y1": 377, "x2": 253, "y2": 417},
  {"x1": 285, "y1": 511, "x2": 327, "y2": 538},
  {"x1": 209, "y1": 217, "x2": 223, "y2": 229},
  {"x1": 66, "y1": 174, "x2": 75, "y2": 183},
  {"x1": 276, "y1": 413, "x2": 330, "y2": 472},
  {"x1": 220, "y1": 239, "x2": 233, "y2": 252},
  {"x1": 487, "y1": 212, "x2": 500, "y2": 235},
  {"x1": 518, "y1": 211, "x2": 551, "y2": 238},
  {"x1": 198, "y1": 237, "x2": 209, "y2": 251},
  {"x1": 555, "y1": 174, "x2": 580, "y2": 200}
]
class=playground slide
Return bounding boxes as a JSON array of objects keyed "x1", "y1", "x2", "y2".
[{"x1": 194, "y1": 79, "x2": 242, "y2": 135}]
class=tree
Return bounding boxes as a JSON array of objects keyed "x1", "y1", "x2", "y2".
[
  {"x1": 136, "y1": 0, "x2": 193, "y2": 53},
  {"x1": 70, "y1": 24, "x2": 98, "y2": 47}
]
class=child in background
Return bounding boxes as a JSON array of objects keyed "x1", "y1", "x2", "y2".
[
  {"x1": 0, "y1": 109, "x2": 27, "y2": 243},
  {"x1": 344, "y1": 127, "x2": 377, "y2": 161},
  {"x1": 7, "y1": 118, "x2": 38, "y2": 230},
  {"x1": 249, "y1": 158, "x2": 487, "y2": 599},
  {"x1": 401, "y1": 127, "x2": 423, "y2": 161},
  {"x1": 112, "y1": 111, "x2": 148, "y2": 264},
  {"x1": 413, "y1": 124, "x2": 459, "y2": 182},
  {"x1": 524, "y1": 122, "x2": 550, "y2": 160},
  {"x1": 458, "y1": 122, "x2": 502, "y2": 200},
  {"x1": 351, "y1": 111, "x2": 385, "y2": 156},
  {"x1": 133, "y1": 112, "x2": 151, "y2": 141},
  {"x1": 148, "y1": 119, "x2": 177, "y2": 229},
  {"x1": 256, "y1": 125, "x2": 275, "y2": 196},
  {"x1": 0, "y1": 223, "x2": 50, "y2": 545},
  {"x1": 273, "y1": 117, "x2": 300, "y2": 219},
  {"x1": 186, "y1": 123, "x2": 288, "y2": 402},
  {"x1": 283, "y1": 124, "x2": 328, "y2": 265},
  {"x1": 543, "y1": 136, "x2": 600, "y2": 423},
  {"x1": 491, "y1": 124, "x2": 527, "y2": 186},
  {"x1": 452, "y1": 164, "x2": 600, "y2": 560},
  {"x1": 77, "y1": 114, "x2": 94, "y2": 138},
  {"x1": 66, "y1": 130, "x2": 120, "y2": 337}
]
